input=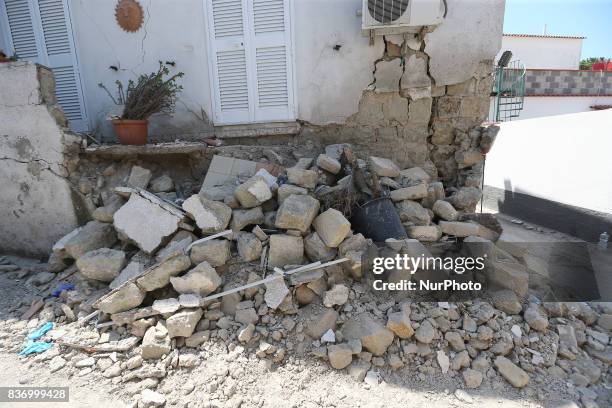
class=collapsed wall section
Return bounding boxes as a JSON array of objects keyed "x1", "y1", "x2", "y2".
[{"x1": 0, "y1": 61, "x2": 85, "y2": 256}]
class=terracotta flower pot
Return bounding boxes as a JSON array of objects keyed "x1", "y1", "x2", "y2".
[{"x1": 112, "y1": 119, "x2": 148, "y2": 145}]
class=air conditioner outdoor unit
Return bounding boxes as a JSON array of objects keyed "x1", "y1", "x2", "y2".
[{"x1": 362, "y1": 0, "x2": 445, "y2": 35}]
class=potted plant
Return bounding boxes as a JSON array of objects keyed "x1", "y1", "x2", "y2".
[{"x1": 99, "y1": 62, "x2": 184, "y2": 145}]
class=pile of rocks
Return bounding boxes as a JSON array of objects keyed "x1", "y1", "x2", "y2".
[{"x1": 10, "y1": 146, "x2": 610, "y2": 407}]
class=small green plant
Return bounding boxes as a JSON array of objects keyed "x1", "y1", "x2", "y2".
[{"x1": 99, "y1": 62, "x2": 184, "y2": 120}]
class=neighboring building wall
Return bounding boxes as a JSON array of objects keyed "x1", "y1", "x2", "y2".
[
  {"x1": 484, "y1": 109, "x2": 612, "y2": 215},
  {"x1": 0, "y1": 62, "x2": 86, "y2": 256},
  {"x1": 497, "y1": 35, "x2": 584, "y2": 69},
  {"x1": 525, "y1": 69, "x2": 612, "y2": 96},
  {"x1": 519, "y1": 96, "x2": 612, "y2": 120}
]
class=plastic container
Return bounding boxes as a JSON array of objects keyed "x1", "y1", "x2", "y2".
[{"x1": 350, "y1": 197, "x2": 407, "y2": 242}]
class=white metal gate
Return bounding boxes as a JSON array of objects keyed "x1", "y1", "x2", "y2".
[
  {"x1": 205, "y1": 0, "x2": 295, "y2": 125},
  {"x1": 0, "y1": 0, "x2": 89, "y2": 132}
]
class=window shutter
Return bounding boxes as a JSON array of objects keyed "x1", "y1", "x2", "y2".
[{"x1": 0, "y1": 0, "x2": 88, "y2": 131}]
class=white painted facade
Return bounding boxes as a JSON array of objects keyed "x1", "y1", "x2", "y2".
[
  {"x1": 518, "y1": 96, "x2": 612, "y2": 120},
  {"x1": 497, "y1": 34, "x2": 584, "y2": 70},
  {"x1": 484, "y1": 109, "x2": 612, "y2": 214},
  {"x1": 1, "y1": 0, "x2": 505, "y2": 137}
]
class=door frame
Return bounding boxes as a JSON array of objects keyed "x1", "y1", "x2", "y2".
[
  {"x1": 203, "y1": 0, "x2": 298, "y2": 126},
  {"x1": 0, "y1": 0, "x2": 90, "y2": 132}
]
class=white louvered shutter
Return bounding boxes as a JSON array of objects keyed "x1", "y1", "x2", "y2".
[
  {"x1": 0, "y1": 0, "x2": 89, "y2": 131},
  {"x1": 206, "y1": 0, "x2": 294, "y2": 124},
  {"x1": 248, "y1": 0, "x2": 294, "y2": 122}
]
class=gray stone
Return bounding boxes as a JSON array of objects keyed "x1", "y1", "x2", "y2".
[
  {"x1": 304, "y1": 232, "x2": 337, "y2": 262},
  {"x1": 275, "y1": 194, "x2": 320, "y2": 232},
  {"x1": 231, "y1": 207, "x2": 264, "y2": 231},
  {"x1": 463, "y1": 368, "x2": 483, "y2": 388},
  {"x1": 238, "y1": 324, "x2": 255, "y2": 343},
  {"x1": 76, "y1": 248, "x2": 126, "y2": 282},
  {"x1": 234, "y1": 176, "x2": 272, "y2": 208},
  {"x1": 264, "y1": 275, "x2": 290, "y2": 309},
  {"x1": 289, "y1": 269, "x2": 324, "y2": 286},
  {"x1": 406, "y1": 225, "x2": 442, "y2": 241},
  {"x1": 277, "y1": 184, "x2": 308, "y2": 205},
  {"x1": 185, "y1": 331, "x2": 209, "y2": 347},
  {"x1": 456, "y1": 150, "x2": 484, "y2": 169},
  {"x1": 415, "y1": 320, "x2": 436, "y2": 343},
  {"x1": 439, "y1": 221, "x2": 480, "y2": 237},
  {"x1": 488, "y1": 257, "x2": 529, "y2": 297},
  {"x1": 127, "y1": 166, "x2": 152, "y2": 189},
  {"x1": 182, "y1": 195, "x2": 232, "y2": 233},
  {"x1": 170, "y1": 261, "x2": 222, "y2": 296},
  {"x1": 166, "y1": 308, "x2": 203, "y2": 338},
  {"x1": 152, "y1": 298, "x2": 180, "y2": 314},
  {"x1": 136, "y1": 254, "x2": 192, "y2": 292},
  {"x1": 396, "y1": 200, "x2": 431, "y2": 226},
  {"x1": 55, "y1": 221, "x2": 117, "y2": 260},
  {"x1": 190, "y1": 239, "x2": 231, "y2": 267},
  {"x1": 92, "y1": 197, "x2": 124, "y2": 223},
  {"x1": 316, "y1": 154, "x2": 341, "y2": 174},
  {"x1": 399, "y1": 167, "x2": 431, "y2": 184},
  {"x1": 149, "y1": 175, "x2": 174, "y2": 193},
  {"x1": 156, "y1": 231, "x2": 195, "y2": 262},
  {"x1": 268, "y1": 234, "x2": 304, "y2": 267},
  {"x1": 235, "y1": 308, "x2": 258, "y2": 325},
  {"x1": 448, "y1": 187, "x2": 482, "y2": 211},
  {"x1": 491, "y1": 290, "x2": 522, "y2": 315},
  {"x1": 451, "y1": 350, "x2": 471, "y2": 370},
  {"x1": 179, "y1": 293, "x2": 202, "y2": 308},
  {"x1": 494, "y1": 356, "x2": 529, "y2": 388},
  {"x1": 390, "y1": 183, "x2": 428, "y2": 201},
  {"x1": 342, "y1": 315, "x2": 394, "y2": 356},
  {"x1": 287, "y1": 168, "x2": 318, "y2": 189},
  {"x1": 369, "y1": 156, "x2": 400, "y2": 177},
  {"x1": 313, "y1": 209, "x2": 351, "y2": 248},
  {"x1": 305, "y1": 309, "x2": 339, "y2": 339},
  {"x1": 114, "y1": 194, "x2": 183, "y2": 254},
  {"x1": 237, "y1": 233, "x2": 263, "y2": 262},
  {"x1": 524, "y1": 305, "x2": 549, "y2": 332},
  {"x1": 96, "y1": 282, "x2": 146, "y2": 314},
  {"x1": 597, "y1": 313, "x2": 612, "y2": 330},
  {"x1": 323, "y1": 284, "x2": 349, "y2": 307},
  {"x1": 445, "y1": 331, "x2": 465, "y2": 351},
  {"x1": 386, "y1": 311, "x2": 414, "y2": 339},
  {"x1": 432, "y1": 200, "x2": 458, "y2": 221},
  {"x1": 328, "y1": 344, "x2": 353, "y2": 369},
  {"x1": 338, "y1": 233, "x2": 367, "y2": 256}
]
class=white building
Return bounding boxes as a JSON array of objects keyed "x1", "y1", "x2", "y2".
[{"x1": 498, "y1": 33, "x2": 584, "y2": 70}]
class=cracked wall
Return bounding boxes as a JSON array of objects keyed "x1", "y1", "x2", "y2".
[{"x1": 0, "y1": 62, "x2": 87, "y2": 256}]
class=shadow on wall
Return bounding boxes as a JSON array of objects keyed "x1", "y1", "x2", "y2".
[{"x1": 483, "y1": 179, "x2": 612, "y2": 243}]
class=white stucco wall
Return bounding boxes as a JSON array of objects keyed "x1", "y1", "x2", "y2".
[
  {"x1": 66, "y1": 0, "x2": 505, "y2": 135},
  {"x1": 518, "y1": 96, "x2": 612, "y2": 120},
  {"x1": 484, "y1": 109, "x2": 612, "y2": 214},
  {"x1": 497, "y1": 36, "x2": 583, "y2": 69}
]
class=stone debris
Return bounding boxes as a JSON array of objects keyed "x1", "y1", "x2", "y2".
[
  {"x1": 76, "y1": 248, "x2": 126, "y2": 282},
  {"x1": 182, "y1": 195, "x2": 232, "y2": 233},
  {"x1": 494, "y1": 356, "x2": 529, "y2": 388}
]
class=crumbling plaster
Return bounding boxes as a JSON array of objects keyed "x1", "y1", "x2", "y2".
[{"x1": 0, "y1": 62, "x2": 86, "y2": 256}]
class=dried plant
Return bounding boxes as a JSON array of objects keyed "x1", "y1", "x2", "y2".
[{"x1": 99, "y1": 62, "x2": 184, "y2": 120}]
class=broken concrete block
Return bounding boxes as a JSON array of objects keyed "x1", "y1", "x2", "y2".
[
  {"x1": 170, "y1": 261, "x2": 222, "y2": 296},
  {"x1": 268, "y1": 234, "x2": 304, "y2": 267},
  {"x1": 328, "y1": 344, "x2": 353, "y2": 369},
  {"x1": 316, "y1": 154, "x2": 341, "y2": 175},
  {"x1": 399, "y1": 167, "x2": 431, "y2": 184},
  {"x1": 96, "y1": 282, "x2": 146, "y2": 314},
  {"x1": 433, "y1": 200, "x2": 458, "y2": 221},
  {"x1": 152, "y1": 298, "x2": 180, "y2": 314},
  {"x1": 406, "y1": 225, "x2": 442, "y2": 242},
  {"x1": 149, "y1": 174, "x2": 174, "y2": 193},
  {"x1": 141, "y1": 323, "x2": 171, "y2": 359},
  {"x1": 264, "y1": 275, "x2": 290, "y2": 309},
  {"x1": 275, "y1": 194, "x2": 320, "y2": 232},
  {"x1": 166, "y1": 308, "x2": 203, "y2": 338},
  {"x1": 313, "y1": 209, "x2": 351, "y2": 248},
  {"x1": 494, "y1": 356, "x2": 529, "y2": 388},
  {"x1": 136, "y1": 254, "x2": 192, "y2": 292},
  {"x1": 287, "y1": 168, "x2": 318, "y2": 189},
  {"x1": 439, "y1": 221, "x2": 480, "y2": 237},
  {"x1": 127, "y1": 166, "x2": 152, "y2": 189},
  {"x1": 237, "y1": 233, "x2": 263, "y2": 262},
  {"x1": 231, "y1": 207, "x2": 264, "y2": 231},
  {"x1": 369, "y1": 156, "x2": 400, "y2": 177},
  {"x1": 189, "y1": 239, "x2": 231, "y2": 267},
  {"x1": 182, "y1": 195, "x2": 232, "y2": 233},
  {"x1": 76, "y1": 248, "x2": 126, "y2": 282},
  {"x1": 342, "y1": 315, "x2": 394, "y2": 356},
  {"x1": 55, "y1": 221, "x2": 117, "y2": 260},
  {"x1": 114, "y1": 194, "x2": 184, "y2": 254},
  {"x1": 234, "y1": 176, "x2": 272, "y2": 208},
  {"x1": 390, "y1": 183, "x2": 428, "y2": 202},
  {"x1": 386, "y1": 311, "x2": 414, "y2": 339},
  {"x1": 396, "y1": 200, "x2": 431, "y2": 226},
  {"x1": 304, "y1": 232, "x2": 338, "y2": 262},
  {"x1": 277, "y1": 184, "x2": 308, "y2": 205},
  {"x1": 323, "y1": 284, "x2": 349, "y2": 307}
]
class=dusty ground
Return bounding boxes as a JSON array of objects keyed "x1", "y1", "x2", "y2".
[{"x1": 0, "y1": 215, "x2": 609, "y2": 408}]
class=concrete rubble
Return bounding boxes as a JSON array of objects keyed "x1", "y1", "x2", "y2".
[{"x1": 3, "y1": 145, "x2": 610, "y2": 408}]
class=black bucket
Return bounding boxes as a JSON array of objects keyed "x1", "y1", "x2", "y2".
[{"x1": 351, "y1": 197, "x2": 407, "y2": 242}]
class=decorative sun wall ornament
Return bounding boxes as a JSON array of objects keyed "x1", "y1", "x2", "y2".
[{"x1": 115, "y1": 0, "x2": 144, "y2": 33}]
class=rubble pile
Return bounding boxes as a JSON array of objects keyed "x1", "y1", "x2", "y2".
[{"x1": 2, "y1": 143, "x2": 611, "y2": 407}]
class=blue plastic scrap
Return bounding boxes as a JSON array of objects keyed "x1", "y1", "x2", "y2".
[
  {"x1": 19, "y1": 341, "x2": 53, "y2": 356},
  {"x1": 27, "y1": 322, "x2": 54, "y2": 341},
  {"x1": 50, "y1": 283, "x2": 75, "y2": 298}
]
